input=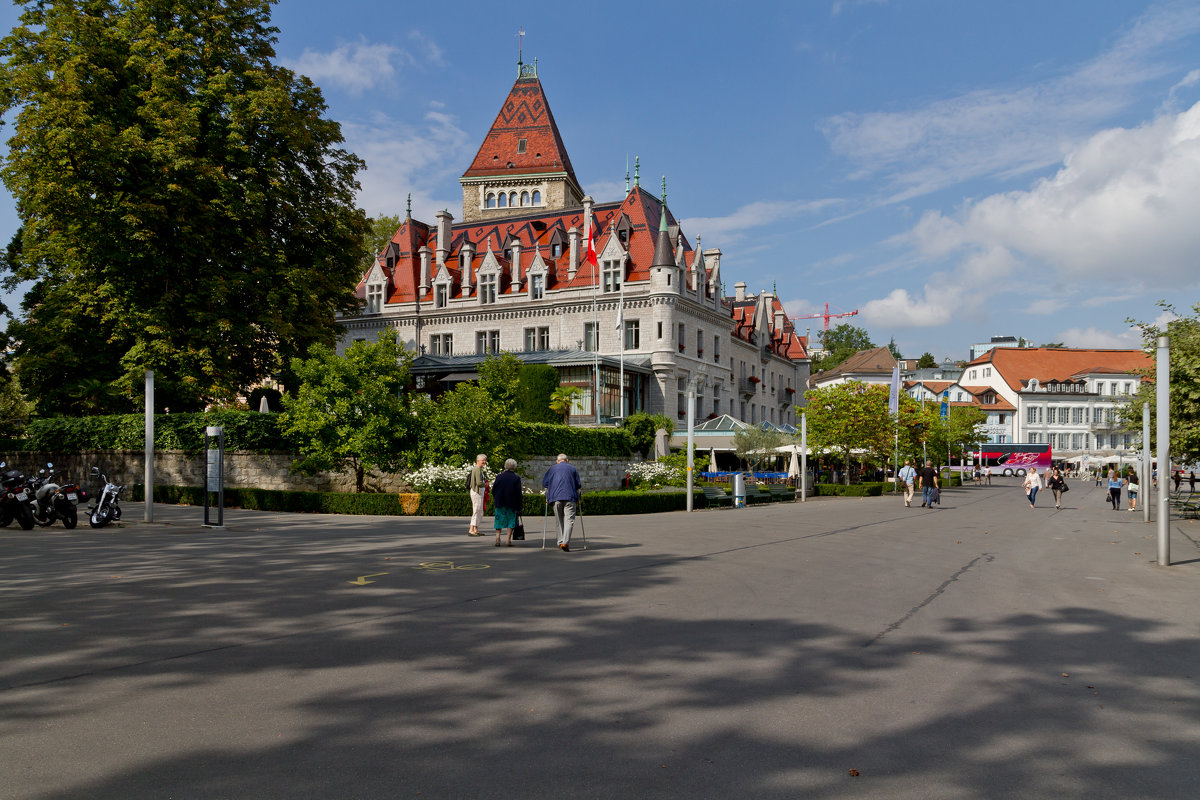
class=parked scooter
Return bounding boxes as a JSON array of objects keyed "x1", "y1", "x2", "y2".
[
  {"x1": 88, "y1": 467, "x2": 125, "y2": 529},
  {"x1": 0, "y1": 461, "x2": 36, "y2": 530},
  {"x1": 29, "y1": 463, "x2": 84, "y2": 529}
]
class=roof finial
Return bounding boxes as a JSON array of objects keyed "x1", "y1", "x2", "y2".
[
  {"x1": 625, "y1": 155, "x2": 630, "y2": 194},
  {"x1": 661, "y1": 176, "x2": 667, "y2": 207},
  {"x1": 634, "y1": 156, "x2": 640, "y2": 188},
  {"x1": 517, "y1": 27, "x2": 525, "y2": 67},
  {"x1": 773, "y1": 280, "x2": 777, "y2": 296},
  {"x1": 406, "y1": 193, "x2": 411, "y2": 219}
]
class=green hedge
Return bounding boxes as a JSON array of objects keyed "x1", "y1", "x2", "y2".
[
  {"x1": 21, "y1": 413, "x2": 633, "y2": 459},
  {"x1": 131, "y1": 486, "x2": 697, "y2": 516},
  {"x1": 813, "y1": 483, "x2": 884, "y2": 497},
  {"x1": 26, "y1": 411, "x2": 290, "y2": 453}
]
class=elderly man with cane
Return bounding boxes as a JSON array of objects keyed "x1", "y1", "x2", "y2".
[{"x1": 542, "y1": 453, "x2": 582, "y2": 552}]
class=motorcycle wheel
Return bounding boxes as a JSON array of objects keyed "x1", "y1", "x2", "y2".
[
  {"x1": 89, "y1": 504, "x2": 111, "y2": 529},
  {"x1": 15, "y1": 503, "x2": 35, "y2": 531},
  {"x1": 61, "y1": 506, "x2": 77, "y2": 530}
]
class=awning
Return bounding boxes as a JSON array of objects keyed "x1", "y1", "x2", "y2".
[{"x1": 440, "y1": 372, "x2": 479, "y2": 382}]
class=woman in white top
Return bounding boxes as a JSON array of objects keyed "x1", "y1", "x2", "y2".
[{"x1": 1023, "y1": 467, "x2": 1043, "y2": 509}]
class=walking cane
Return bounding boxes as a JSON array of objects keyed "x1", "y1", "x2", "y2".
[
  {"x1": 541, "y1": 497, "x2": 549, "y2": 550},
  {"x1": 576, "y1": 492, "x2": 587, "y2": 551}
]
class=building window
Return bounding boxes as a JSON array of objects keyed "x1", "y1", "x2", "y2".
[
  {"x1": 430, "y1": 333, "x2": 452, "y2": 355},
  {"x1": 509, "y1": 192, "x2": 517, "y2": 207},
  {"x1": 366, "y1": 283, "x2": 384, "y2": 314},
  {"x1": 696, "y1": 329, "x2": 704, "y2": 356},
  {"x1": 624, "y1": 320, "x2": 640, "y2": 350},
  {"x1": 1029, "y1": 433, "x2": 1040, "y2": 443},
  {"x1": 517, "y1": 138, "x2": 527, "y2": 154},
  {"x1": 435, "y1": 284, "x2": 448, "y2": 308},
  {"x1": 497, "y1": 193, "x2": 507, "y2": 208},
  {"x1": 1027, "y1": 406, "x2": 1043, "y2": 424},
  {"x1": 1072, "y1": 407, "x2": 1083, "y2": 424},
  {"x1": 657, "y1": 322, "x2": 663, "y2": 340},
  {"x1": 550, "y1": 242, "x2": 560, "y2": 258},
  {"x1": 532, "y1": 190, "x2": 541, "y2": 205},
  {"x1": 602, "y1": 260, "x2": 622, "y2": 293},
  {"x1": 479, "y1": 274, "x2": 497, "y2": 305},
  {"x1": 1072, "y1": 433, "x2": 1084, "y2": 450},
  {"x1": 714, "y1": 335, "x2": 720, "y2": 362},
  {"x1": 520, "y1": 191, "x2": 529, "y2": 206},
  {"x1": 485, "y1": 193, "x2": 496, "y2": 209},
  {"x1": 476, "y1": 330, "x2": 500, "y2": 354},
  {"x1": 1047, "y1": 407, "x2": 1057, "y2": 425},
  {"x1": 677, "y1": 377, "x2": 687, "y2": 418},
  {"x1": 678, "y1": 323, "x2": 685, "y2": 353},
  {"x1": 530, "y1": 273, "x2": 544, "y2": 300},
  {"x1": 524, "y1": 327, "x2": 550, "y2": 352},
  {"x1": 584, "y1": 322, "x2": 598, "y2": 352}
]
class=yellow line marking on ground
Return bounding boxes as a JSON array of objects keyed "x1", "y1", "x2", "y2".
[
  {"x1": 348, "y1": 572, "x2": 389, "y2": 585},
  {"x1": 412, "y1": 561, "x2": 490, "y2": 573}
]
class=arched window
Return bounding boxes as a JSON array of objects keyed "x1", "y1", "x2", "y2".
[
  {"x1": 497, "y1": 193, "x2": 507, "y2": 208},
  {"x1": 532, "y1": 190, "x2": 541, "y2": 205},
  {"x1": 509, "y1": 192, "x2": 517, "y2": 207},
  {"x1": 520, "y1": 191, "x2": 529, "y2": 206},
  {"x1": 485, "y1": 193, "x2": 496, "y2": 208}
]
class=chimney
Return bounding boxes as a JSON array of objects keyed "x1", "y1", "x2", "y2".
[
  {"x1": 418, "y1": 245, "x2": 431, "y2": 292},
  {"x1": 510, "y1": 240, "x2": 522, "y2": 290},
  {"x1": 459, "y1": 238, "x2": 474, "y2": 288},
  {"x1": 734, "y1": 281, "x2": 746, "y2": 302},
  {"x1": 581, "y1": 196, "x2": 594, "y2": 245},
  {"x1": 774, "y1": 309, "x2": 786, "y2": 336},
  {"x1": 568, "y1": 226, "x2": 579, "y2": 281},
  {"x1": 435, "y1": 209, "x2": 452, "y2": 267}
]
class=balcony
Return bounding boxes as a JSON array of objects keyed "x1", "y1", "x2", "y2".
[{"x1": 738, "y1": 378, "x2": 757, "y2": 397}]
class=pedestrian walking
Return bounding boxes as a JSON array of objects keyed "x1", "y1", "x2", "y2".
[
  {"x1": 1125, "y1": 469, "x2": 1139, "y2": 512},
  {"x1": 1107, "y1": 468, "x2": 1122, "y2": 510},
  {"x1": 1190, "y1": 471, "x2": 1196, "y2": 492},
  {"x1": 542, "y1": 453, "x2": 582, "y2": 552},
  {"x1": 1173, "y1": 470, "x2": 1182, "y2": 492},
  {"x1": 1023, "y1": 467, "x2": 1043, "y2": 508},
  {"x1": 898, "y1": 459, "x2": 917, "y2": 507},
  {"x1": 984, "y1": 465, "x2": 992, "y2": 485},
  {"x1": 467, "y1": 453, "x2": 488, "y2": 536},
  {"x1": 1045, "y1": 467, "x2": 1068, "y2": 509},
  {"x1": 919, "y1": 460, "x2": 939, "y2": 508},
  {"x1": 490, "y1": 459, "x2": 523, "y2": 546}
]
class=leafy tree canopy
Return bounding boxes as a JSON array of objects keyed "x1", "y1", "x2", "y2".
[
  {"x1": 886, "y1": 338, "x2": 901, "y2": 359},
  {"x1": 0, "y1": 0, "x2": 368, "y2": 413},
  {"x1": 733, "y1": 424, "x2": 787, "y2": 474},
  {"x1": 621, "y1": 411, "x2": 674, "y2": 457},
  {"x1": 1124, "y1": 302, "x2": 1200, "y2": 462},
  {"x1": 363, "y1": 214, "x2": 401, "y2": 268},
  {"x1": 916, "y1": 352, "x2": 938, "y2": 369},
  {"x1": 814, "y1": 324, "x2": 875, "y2": 373},
  {"x1": 280, "y1": 330, "x2": 414, "y2": 492}
]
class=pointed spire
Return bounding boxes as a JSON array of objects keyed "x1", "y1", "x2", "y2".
[
  {"x1": 625, "y1": 155, "x2": 630, "y2": 194},
  {"x1": 634, "y1": 156, "x2": 640, "y2": 188},
  {"x1": 652, "y1": 194, "x2": 674, "y2": 269},
  {"x1": 406, "y1": 193, "x2": 412, "y2": 219},
  {"x1": 661, "y1": 176, "x2": 667, "y2": 207}
]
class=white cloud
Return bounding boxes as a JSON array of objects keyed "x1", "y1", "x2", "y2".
[
  {"x1": 908, "y1": 101, "x2": 1200, "y2": 284},
  {"x1": 680, "y1": 198, "x2": 841, "y2": 243},
  {"x1": 286, "y1": 40, "x2": 403, "y2": 95},
  {"x1": 858, "y1": 246, "x2": 1015, "y2": 329},
  {"x1": 1029, "y1": 298, "x2": 1068, "y2": 315},
  {"x1": 1056, "y1": 326, "x2": 1140, "y2": 349},
  {"x1": 820, "y1": 3, "x2": 1200, "y2": 200},
  {"x1": 344, "y1": 109, "x2": 472, "y2": 219}
]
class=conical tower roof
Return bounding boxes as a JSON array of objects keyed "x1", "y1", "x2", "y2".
[{"x1": 462, "y1": 70, "x2": 580, "y2": 186}]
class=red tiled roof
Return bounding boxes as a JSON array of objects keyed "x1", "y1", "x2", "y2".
[
  {"x1": 462, "y1": 75, "x2": 579, "y2": 185},
  {"x1": 965, "y1": 347, "x2": 1151, "y2": 392}
]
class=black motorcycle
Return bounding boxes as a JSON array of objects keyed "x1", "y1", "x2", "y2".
[
  {"x1": 0, "y1": 462, "x2": 36, "y2": 530},
  {"x1": 88, "y1": 467, "x2": 125, "y2": 529},
  {"x1": 29, "y1": 463, "x2": 85, "y2": 529}
]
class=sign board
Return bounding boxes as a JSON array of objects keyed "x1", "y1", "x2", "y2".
[{"x1": 940, "y1": 390, "x2": 949, "y2": 419}]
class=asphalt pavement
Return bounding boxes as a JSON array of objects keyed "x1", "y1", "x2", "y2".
[{"x1": 1, "y1": 477, "x2": 1198, "y2": 799}]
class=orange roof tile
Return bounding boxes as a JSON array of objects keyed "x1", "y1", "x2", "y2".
[{"x1": 965, "y1": 347, "x2": 1151, "y2": 391}]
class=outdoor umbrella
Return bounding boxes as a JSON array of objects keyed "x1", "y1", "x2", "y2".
[
  {"x1": 709, "y1": 447, "x2": 718, "y2": 472},
  {"x1": 787, "y1": 449, "x2": 800, "y2": 479}
]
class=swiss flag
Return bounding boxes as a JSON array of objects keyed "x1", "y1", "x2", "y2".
[{"x1": 584, "y1": 225, "x2": 598, "y2": 270}]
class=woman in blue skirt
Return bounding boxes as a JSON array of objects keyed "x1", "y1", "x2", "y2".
[{"x1": 491, "y1": 459, "x2": 523, "y2": 546}]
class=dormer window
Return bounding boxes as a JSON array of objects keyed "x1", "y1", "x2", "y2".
[
  {"x1": 602, "y1": 260, "x2": 622, "y2": 293},
  {"x1": 434, "y1": 283, "x2": 448, "y2": 309},
  {"x1": 551, "y1": 243, "x2": 561, "y2": 258},
  {"x1": 517, "y1": 138, "x2": 527, "y2": 154},
  {"x1": 366, "y1": 282, "x2": 384, "y2": 314},
  {"x1": 479, "y1": 273, "x2": 497, "y2": 305},
  {"x1": 530, "y1": 272, "x2": 544, "y2": 300}
]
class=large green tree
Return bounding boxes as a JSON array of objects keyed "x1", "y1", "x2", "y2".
[
  {"x1": 0, "y1": 0, "x2": 368, "y2": 414},
  {"x1": 804, "y1": 381, "x2": 893, "y2": 482},
  {"x1": 1123, "y1": 302, "x2": 1200, "y2": 463},
  {"x1": 363, "y1": 213, "x2": 401, "y2": 267},
  {"x1": 280, "y1": 329, "x2": 414, "y2": 492},
  {"x1": 813, "y1": 324, "x2": 875, "y2": 373}
]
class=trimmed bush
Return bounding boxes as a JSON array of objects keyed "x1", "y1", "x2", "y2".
[
  {"x1": 26, "y1": 410, "x2": 290, "y2": 453},
  {"x1": 814, "y1": 483, "x2": 884, "y2": 497},
  {"x1": 132, "y1": 486, "x2": 701, "y2": 516}
]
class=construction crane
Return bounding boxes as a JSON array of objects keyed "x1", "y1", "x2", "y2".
[{"x1": 793, "y1": 302, "x2": 859, "y2": 332}]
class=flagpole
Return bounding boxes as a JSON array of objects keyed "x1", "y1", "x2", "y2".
[{"x1": 617, "y1": 266, "x2": 625, "y2": 419}]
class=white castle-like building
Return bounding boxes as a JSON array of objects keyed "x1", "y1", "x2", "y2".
[{"x1": 340, "y1": 61, "x2": 810, "y2": 426}]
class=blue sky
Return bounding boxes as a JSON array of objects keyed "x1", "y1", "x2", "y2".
[{"x1": 3, "y1": 0, "x2": 1199, "y2": 362}]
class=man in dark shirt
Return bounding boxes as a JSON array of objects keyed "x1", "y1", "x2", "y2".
[{"x1": 919, "y1": 461, "x2": 939, "y2": 508}]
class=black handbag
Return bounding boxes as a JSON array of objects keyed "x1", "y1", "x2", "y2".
[{"x1": 512, "y1": 516, "x2": 525, "y2": 541}]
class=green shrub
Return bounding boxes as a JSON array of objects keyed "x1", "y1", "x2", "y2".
[
  {"x1": 26, "y1": 411, "x2": 290, "y2": 453},
  {"x1": 814, "y1": 483, "x2": 883, "y2": 497},
  {"x1": 507, "y1": 422, "x2": 633, "y2": 459},
  {"x1": 132, "y1": 486, "x2": 698, "y2": 516}
]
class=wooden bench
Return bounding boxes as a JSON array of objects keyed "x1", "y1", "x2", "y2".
[
  {"x1": 702, "y1": 486, "x2": 733, "y2": 508},
  {"x1": 767, "y1": 485, "x2": 797, "y2": 502}
]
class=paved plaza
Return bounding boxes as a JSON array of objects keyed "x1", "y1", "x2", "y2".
[{"x1": 2, "y1": 478, "x2": 1199, "y2": 799}]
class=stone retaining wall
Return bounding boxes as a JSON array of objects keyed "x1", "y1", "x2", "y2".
[{"x1": 1, "y1": 451, "x2": 633, "y2": 493}]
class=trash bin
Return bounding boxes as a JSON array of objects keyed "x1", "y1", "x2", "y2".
[{"x1": 733, "y1": 473, "x2": 746, "y2": 508}]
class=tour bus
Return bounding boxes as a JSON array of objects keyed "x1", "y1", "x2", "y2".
[{"x1": 973, "y1": 443, "x2": 1052, "y2": 476}]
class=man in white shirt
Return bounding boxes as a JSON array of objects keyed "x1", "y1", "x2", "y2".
[{"x1": 898, "y1": 460, "x2": 918, "y2": 507}]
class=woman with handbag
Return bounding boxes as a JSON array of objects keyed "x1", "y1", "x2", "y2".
[
  {"x1": 491, "y1": 459, "x2": 524, "y2": 547},
  {"x1": 1023, "y1": 467, "x2": 1043, "y2": 509},
  {"x1": 1046, "y1": 466, "x2": 1068, "y2": 509}
]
